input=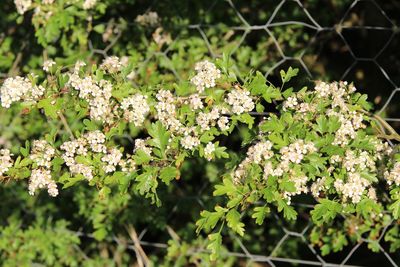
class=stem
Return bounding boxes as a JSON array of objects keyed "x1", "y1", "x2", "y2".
[
  {"x1": 58, "y1": 112, "x2": 75, "y2": 140},
  {"x1": 362, "y1": 110, "x2": 400, "y2": 141}
]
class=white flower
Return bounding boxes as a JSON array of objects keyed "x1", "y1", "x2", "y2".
[
  {"x1": 204, "y1": 142, "x2": 215, "y2": 161},
  {"x1": 68, "y1": 74, "x2": 113, "y2": 123},
  {"x1": 385, "y1": 162, "x2": 400, "y2": 186},
  {"x1": 246, "y1": 141, "x2": 273, "y2": 164},
  {"x1": 100, "y1": 56, "x2": 123, "y2": 73},
  {"x1": 14, "y1": 0, "x2": 32, "y2": 15},
  {"x1": 334, "y1": 172, "x2": 370, "y2": 203},
  {"x1": 180, "y1": 136, "x2": 200, "y2": 150},
  {"x1": 0, "y1": 149, "x2": 13, "y2": 176},
  {"x1": 134, "y1": 139, "x2": 152, "y2": 156},
  {"x1": 283, "y1": 96, "x2": 298, "y2": 110},
  {"x1": 30, "y1": 140, "x2": 55, "y2": 168},
  {"x1": 43, "y1": 59, "x2": 56, "y2": 72},
  {"x1": 69, "y1": 163, "x2": 93, "y2": 181},
  {"x1": 84, "y1": 130, "x2": 106, "y2": 153},
  {"x1": 188, "y1": 94, "x2": 203, "y2": 110},
  {"x1": 314, "y1": 81, "x2": 331, "y2": 98},
  {"x1": 121, "y1": 94, "x2": 150, "y2": 126},
  {"x1": 101, "y1": 148, "x2": 123, "y2": 173},
  {"x1": 190, "y1": 60, "x2": 221, "y2": 93},
  {"x1": 83, "y1": 0, "x2": 96, "y2": 10},
  {"x1": 0, "y1": 76, "x2": 44, "y2": 108},
  {"x1": 28, "y1": 169, "x2": 58, "y2": 197},
  {"x1": 225, "y1": 89, "x2": 255, "y2": 114},
  {"x1": 135, "y1": 11, "x2": 159, "y2": 27},
  {"x1": 217, "y1": 116, "x2": 229, "y2": 131}
]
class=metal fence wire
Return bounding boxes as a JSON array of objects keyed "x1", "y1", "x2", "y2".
[{"x1": 93, "y1": 0, "x2": 398, "y2": 266}]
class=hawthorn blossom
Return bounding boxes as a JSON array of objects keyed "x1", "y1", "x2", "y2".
[
  {"x1": 0, "y1": 76, "x2": 45, "y2": 108},
  {"x1": 43, "y1": 59, "x2": 56, "y2": 72},
  {"x1": 204, "y1": 142, "x2": 215, "y2": 161},
  {"x1": 28, "y1": 169, "x2": 58, "y2": 197},
  {"x1": 0, "y1": 149, "x2": 13, "y2": 176},
  {"x1": 190, "y1": 60, "x2": 221, "y2": 93},
  {"x1": 121, "y1": 94, "x2": 150, "y2": 126},
  {"x1": 14, "y1": 0, "x2": 32, "y2": 14},
  {"x1": 225, "y1": 89, "x2": 255, "y2": 114}
]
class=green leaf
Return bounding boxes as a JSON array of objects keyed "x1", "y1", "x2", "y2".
[
  {"x1": 280, "y1": 67, "x2": 299, "y2": 83},
  {"x1": 37, "y1": 98, "x2": 63, "y2": 119},
  {"x1": 133, "y1": 150, "x2": 152, "y2": 165},
  {"x1": 236, "y1": 113, "x2": 255, "y2": 128},
  {"x1": 135, "y1": 169, "x2": 158, "y2": 196},
  {"x1": 214, "y1": 178, "x2": 236, "y2": 196},
  {"x1": 207, "y1": 233, "x2": 222, "y2": 261},
  {"x1": 93, "y1": 228, "x2": 107, "y2": 241},
  {"x1": 389, "y1": 199, "x2": 400, "y2": 219},
  {"x1": 277, "y1": 198, "x2": 297, "y2": 220},
  {"x1": 196, "y1": 206, "x2": 227, "y2": 233},
  {"x1": 311, "y1": 199, "x2": 342, "y2": 225},
  {"x1": 226, "y1": 209, "x2": 245, "y2": 236},
  {"x1": 147, "y1": 121, "x2": 170, "y2": 158},
  {"x1": 248, "y1": 71, "x2": 267, "y2": 95},
  {"x1": 159, "y1": 166, "x2": 179, "y2": 185},
  {"x1": 252, "y1": 206, "x2": 270, "y2": 225}
]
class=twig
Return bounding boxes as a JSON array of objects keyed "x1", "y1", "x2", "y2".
[
  {"x1": 126, "y1": 225, "x2": 150, "y2": 267},
  {"x1": 58, "y1": 112, "x2": 75, "y2": 140}
]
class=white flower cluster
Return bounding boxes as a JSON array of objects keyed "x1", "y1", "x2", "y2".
[
  {"x1": 83, "y1": 0, "x2": 96, "y2": 10},
  {"x1": 100, "y1": 56, "x2": 123, "y2": 74},
  {"x1": 283, "y1": 174, "x2": 308, "y2": 204},
  {"x1": 42, "y1": 0, "x2": 55, "y2": 4},
  {"x1": 28, "y1": 140, "x2": 58, "y2": 197},
  {"x1": 334, "y1": 172, "x2": 371, "y2": 203},
  {"x1": 385, "y1": 162, "x2": 400, "y2": 186},
  {"x1": 190, "y1": 60, "x2": 221, "y2": 93},
  {"x1": 283, "y1": 81, "x2": 365, "y2": 147},
  {"x1": 135, "y1": 11, "x2": 159, "y2": 27},
  {"x1": 188, "y1": 94, "x2": 203, "y2": 110},
  {"x1": 68, "y1": 65, "x2": 113, "y2": 123},
  {"x1": 134, "y1": 139, "x2": 152, "y2": 156},
  {"x1": 155, "y1": 90, "x2": 182, "y2": 132},
  {"x1": 280, "y1": 140, "x2": 317, "y2": 166},
  {"x1": 120, "y1": 94, "x2": 150, "y2": 126},
  {"x1": 43, "y1": 59, "x2": 56, "y2": 72},
  {"x1": 181, "y1": 135, "x2": 200, "y2": 150},
  {"x1": 204, "y1": 142, "x2": 215, "y2": 161},
  {"x1": 233, "y1": 141, "x2": 275, "y2": 184},
  {"x1": 29, "y1": 169, "x2": 58, "y2": 197},
  {"x1": 0, "y1": 76, "x2": 45, "y2": 108},
  {"x1": 232, "y1": 139, "x2": 317, "y2": 204},
  {"x1": 246, "y1": 141, "x2": 273, "y2": 164},
  {"x1": 14, "y1": 0, "x2": 32, "y2": 15},
  {"x1": 310, "y1": 177, "x2": 327, "y2": 198},
  {"x1": 196, "y1": 108, "x2": 220, "y2": 131},
  {"x1": 61, "y1": 130, "x2": 108, "y2": 181},
  {"x1": 101, "y1": 148, "x2": 123, "y2": 173},
  {"x1": 30, "y1": 140, "x2": 55, "y2": 168},
  {"x1": 282, "y1": 96, "x2": 298, "y2": 111},
  {"x1": 0, "y1": 149, "x2": 13, "y2": 177},
  {"x1": 225, "y1": 89, "x2": 255, "y2": 114}
]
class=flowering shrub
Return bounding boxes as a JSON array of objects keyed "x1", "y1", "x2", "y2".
[
  {"x1": 2, "y1": 0, "x2": 400, "y2": 265},
  {"x1": 1, "y1": 52, "x2": 400, "y2": 263}
]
